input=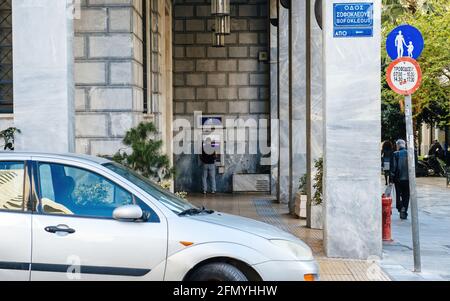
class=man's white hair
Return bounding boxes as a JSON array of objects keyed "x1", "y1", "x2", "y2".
[{"x1": 396, "y1": 139, "x2": 406, "y2": 148}]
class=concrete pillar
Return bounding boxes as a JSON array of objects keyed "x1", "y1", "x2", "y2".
[
  {"x1": 277, "y1": 2, "x2": 290, "y2": 204},
  {"x1": 289, "y1": 0, "x2": 307, "y2": 211},
  {"x1": 13, "y1": 0, "x2": 75, "y2": 153},
  {"x1": 322, "y1": 0, "x2": 382, "y2": 259}
]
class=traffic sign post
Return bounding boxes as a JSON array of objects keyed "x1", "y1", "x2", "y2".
[
  {"x1": 386, "y1": 25, "x2": 423, "y2": 273},
  {"x1": 404, "y1": 94, "x2": 421, "y2": 273}
]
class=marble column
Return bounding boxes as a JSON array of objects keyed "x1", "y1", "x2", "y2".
[
  {"x1": 307, "y1": 0, "x2": 324, "y2": 227},
  {"x1": 322, "y1": 0, "x2": 382, "y2": 259},
  {"x1": 13, "y1": 0, "x2": 75, "y2": 153},
  {"x1": 270, "y1": 21, "x2": 279, "y2": 197},
  {"x1": 277, "y1": 2, "x2": 290, "y2": 204},
  {"x1": 289, "y1": 0, "x2": 307, "y2": 212}
]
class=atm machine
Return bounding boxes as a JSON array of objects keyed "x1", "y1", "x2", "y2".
[{"x1": 196, "y1": 114, "x2": 225, "y2": 174}]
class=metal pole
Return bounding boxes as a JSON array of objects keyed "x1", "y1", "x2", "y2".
[{"x1": 404, "y1": 94, "x2": 421, "y2": 272}]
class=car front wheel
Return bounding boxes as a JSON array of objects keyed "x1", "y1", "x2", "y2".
[{"x1": 188, "y1": 263, "x2": 248, "y2": 281}]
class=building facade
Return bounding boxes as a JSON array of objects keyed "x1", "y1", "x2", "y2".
[{"x1": 1, "y1": 0, "x2": 382, "y2": 260}]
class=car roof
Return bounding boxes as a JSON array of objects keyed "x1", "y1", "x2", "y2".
[{"x1": 0, "y1": 151, "x2": 111, "y2": 165}]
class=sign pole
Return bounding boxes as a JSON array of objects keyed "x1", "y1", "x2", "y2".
[
  {"x1": 386, "y1": 23, "x2": 423, "y2": 273},
  {"x1": 404, "y1": 94, "x2": 422, "y2": 272}
]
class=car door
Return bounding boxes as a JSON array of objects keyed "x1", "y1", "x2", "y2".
[
  {"x1": 30, "y1": 158, "x2": 168, "y2": 281},
  {"x1": 0, "y1": 158, "x2": 32, "y2": 281}
]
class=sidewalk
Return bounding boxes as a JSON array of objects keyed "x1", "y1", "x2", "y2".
[
  {"x1": 189, "y1": 193, "x2": 390, "y2": 281},
  {"x1": 381, "y1": 177, "x2": 450, "y2": 280}
]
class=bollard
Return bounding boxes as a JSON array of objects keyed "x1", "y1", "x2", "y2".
[{"x1": 382, "y1": 193, "x2": 393, "y2": 241}]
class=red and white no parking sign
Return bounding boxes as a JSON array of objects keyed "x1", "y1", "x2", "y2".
[{"x1": 386, "y1": 57, "x2": 422, "y2": 95}]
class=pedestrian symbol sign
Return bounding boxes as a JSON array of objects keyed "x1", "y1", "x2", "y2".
[
  {"x1": 386, "y1": 57, "x2": 422, "y2": 95},
  {"x1": 386, "y1": 24, "x2": 424, "y2": 60},
  {"x1": 333, "y1": 3, "x2": 374, "y2": 38}
]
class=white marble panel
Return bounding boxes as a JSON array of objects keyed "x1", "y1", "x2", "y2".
[
  {"x1": 270, "y1": 23, "x2": 279, "y2": 196},
  {"x1": 322, "y1": 0, "x2": 382, "y2": 259},
  {"x1": 0, "y1": 116, "x2": 13, "y2": 131},
  {"x1": 307, "y1": 0, "x2": 325, "y2": 227},
  {"x1": 290, "y1": 0, "x2": 307, "y2": 202},
  {"x1": 13, "y1": 0, "x2": 75, "y2": 153},
  {"x1": 277, "y1": 3, "x2": 290, "y2": 204},
  {"x1": 310, "y1": 0, "x2": 324, "y2": 162}
]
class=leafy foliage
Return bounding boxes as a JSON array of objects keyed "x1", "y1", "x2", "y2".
[
  {"x1": 382, "y1": 0, "x2": 437, "y2": 24},
  {"x1": 382, "y1": 101, "x2": 407, "y2": 141},
  {"x1": 312, "y1": 158, "x2": 323, "y2": 206},
  {"x1": 111, "y1": 122, "x2": 174, "y2": 182},
  {"x1": 381, "y1": 0, "x2": 450, "y2": 133},
  {"x1": 0, "y1": 127, "x2": 21, "y2": 150},
  {"x1": 298, "y1": 174, "x2": 307, "y2": 195}
]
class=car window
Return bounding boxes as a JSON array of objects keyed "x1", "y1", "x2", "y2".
[
  {"x1": 103, "y1": 162, "x2": 196, "y2": 214},
  {"x1": 0, "y1": 161, "x2": 25, "y2": 212},
  {"x1": 37, "y1": 163, "x2": 134, "y2": 218}
]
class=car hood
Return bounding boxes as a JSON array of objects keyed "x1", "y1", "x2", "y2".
[{"x1": 190, "y1": 212, "x2": 298, "y2": 241}]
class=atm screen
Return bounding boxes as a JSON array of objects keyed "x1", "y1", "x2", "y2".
[{"x1": 201, "y1": 116, "x2": 223, "y2": 127}]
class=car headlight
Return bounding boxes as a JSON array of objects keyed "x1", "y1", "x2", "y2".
[{"x1": 270, "y1": 239, "x2": 314, "y2": 260}]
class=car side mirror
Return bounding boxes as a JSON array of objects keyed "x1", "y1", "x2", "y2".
[{"x1": 113, "y1": 205, "x2": 144, "y2": 222}]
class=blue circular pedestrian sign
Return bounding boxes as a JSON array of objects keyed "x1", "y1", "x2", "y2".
[{"x1": 386, "y1": 24, "x2": 424, "y2": 60}]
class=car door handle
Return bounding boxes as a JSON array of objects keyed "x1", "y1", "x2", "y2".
[{"x1": 45, "y1": 225, "x2": 76, "y2": 234}]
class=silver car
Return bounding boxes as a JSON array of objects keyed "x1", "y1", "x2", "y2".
[{"x1": 0, "y1": 152, "x2": 319, "y2": 281}]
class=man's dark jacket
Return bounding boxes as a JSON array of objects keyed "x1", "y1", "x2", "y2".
[
  {"x1": 390, "y1": 147, "x2": 409, "y2": 182},
  {"x1": 200, "y1": 146, "x2": 216, "y2": 164}
]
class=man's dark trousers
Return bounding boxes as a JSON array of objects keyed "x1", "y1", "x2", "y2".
[{"x1": 395, "y1": 180, "x2": 410, "y2": 212}]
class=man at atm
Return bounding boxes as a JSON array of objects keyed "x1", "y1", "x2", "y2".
[{"x1": 200, "y1": 137, "x2": 217, "y2": 195}]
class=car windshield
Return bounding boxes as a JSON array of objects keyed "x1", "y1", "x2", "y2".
[{"x1": 103, "y1": 162, "x2": 196, "y2": 214}]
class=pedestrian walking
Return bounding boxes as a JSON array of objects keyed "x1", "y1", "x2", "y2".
[
  {"x1": 429, "y1": 139, "x2": 444, "y2": 160},
  {"x1": 200, "y1": 137, "x2": 217, "y2": 194},
  {"x1": 390, "y1": 139, "x2": 410, "y2": 220},
  {"x1": 381, "y1": 141, "x2": 394, "y2": 185}
]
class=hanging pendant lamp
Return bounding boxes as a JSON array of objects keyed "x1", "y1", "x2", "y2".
[{"x1": 211, "y1": 0, "x2": 230, "y2": 16}]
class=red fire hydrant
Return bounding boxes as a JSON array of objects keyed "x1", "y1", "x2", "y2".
[{"x1": 382, "y1": 193, "x2": 393, "y2": 241}]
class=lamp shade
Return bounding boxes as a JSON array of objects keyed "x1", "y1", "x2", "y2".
[{"x1": 211, "y1": 0, "x2": 230, "y2": 15}]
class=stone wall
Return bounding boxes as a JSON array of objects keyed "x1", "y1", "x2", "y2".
[
  {"x1": 173, "y1": 0, "x2": 270, "y2": 193},
  {"x1": 74, "y1": 0, "x2": 146, "y2": 156}
]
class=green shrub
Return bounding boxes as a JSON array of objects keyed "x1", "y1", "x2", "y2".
[
  {"x1": 312, "y1": 157, "x2": 323, "y2": 206},
  {"x1": 110, "y1": 122, "x2": 174, "y2": 182},
  {"x1": 298, "y1": 174, "x2": 307, "y2": 195},
  {"x1": 0, "y1": 127, "x2": 21, "y2": 150}
]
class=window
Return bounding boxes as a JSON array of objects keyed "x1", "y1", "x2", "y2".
[
  {"x1": 37, "y1": 163, "x2": 134, "y2": 219},
  {"x1": 0, "y1": 0, "x2": 13, "y2": 114},
  {"x1": 0, "y1": 161, "x2": 25, "y2": 211},
  {"x1": 143, "y1": 0, "x2": 162, "y2": 114},
  {"x1": 150, "y1": 0, "x2": 161, "y2": 114},
  {"x1": 104, "y1": 162, "x2": 195, "y2": 215},
  {"x1": 143, "y1": 0, "x2": 148, "y2": 113}
]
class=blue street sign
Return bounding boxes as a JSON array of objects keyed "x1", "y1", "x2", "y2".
[
  {"x1": 333, "y1": 3, "x2": 374, "y2": 38},
  {"x1": 386, "y1": 24, "x2": 424, "y2": 60}
]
